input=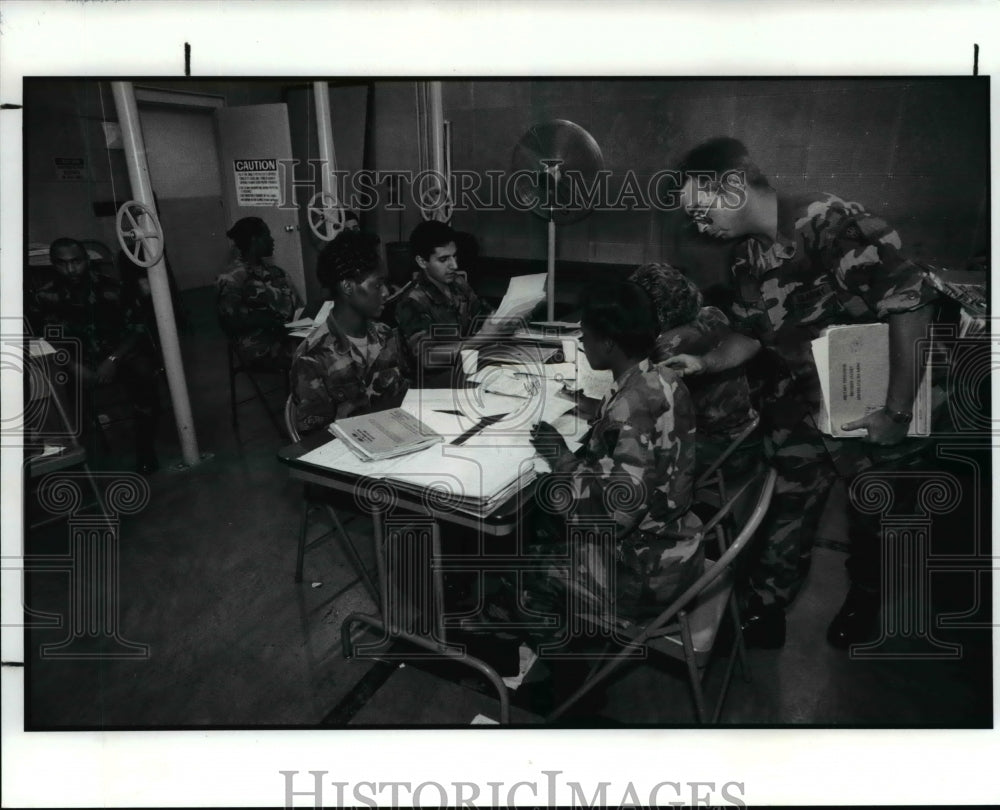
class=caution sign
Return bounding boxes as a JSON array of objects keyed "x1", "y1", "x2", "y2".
[{"x1": 233, "y1": 157, "x2": 280, "y2": 207}]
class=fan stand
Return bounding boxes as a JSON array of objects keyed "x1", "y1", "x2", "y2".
[{"x1": 543, "y1": 160, "x2": 561, "y2": 322}]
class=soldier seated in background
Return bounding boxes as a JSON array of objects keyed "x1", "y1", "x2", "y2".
[
  {"x1": 518, "y1": 279, "x2": 704, "y2": 638},
  {"x1": 395, "y1": 220, "x2": 506, "y2": 384},
  {"x1": 216, "y1": 216, "x2": 301, "y2": 369},
  {"x1": 629, "y1": 262, "x2": 761, "y2": 475},
  {"x1": 290, "y1": 230, "x2": 408, "y2": 436},
  {"x1": 27, "y1": 237, "x2": 161, "y2": 474}
]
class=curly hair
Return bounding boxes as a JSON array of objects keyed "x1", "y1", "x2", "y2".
[
  {"x1": 316, "y1": 230, "x2": 382, "y2": 290},
  {"x1": 578, "y1": 280, "x2": 659, "y2": 359},
  {"x1": 629, "y1": 263, "x2": 703, "y2": 331}
]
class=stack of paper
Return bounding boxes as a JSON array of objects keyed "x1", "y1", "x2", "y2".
[
  {"x1": 299, "y1": 438, "x2": 538, "y2": 518},
  {"x1": 286, "y1": 300, "x2": 334, "y2": 338},
  {"x1": 328, "y1": 407, "x2": 444, "y2": 461},
  {"x1": 482, "y1": 273, "x2": 547, "y2": 331},
  {"x1": 810, "y1": 322, "x2": 931, "y2": 437}
]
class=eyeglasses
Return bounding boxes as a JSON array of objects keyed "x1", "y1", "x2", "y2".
[{"x1": 685, "y1": 184, "x2": 723, "y2": 224}]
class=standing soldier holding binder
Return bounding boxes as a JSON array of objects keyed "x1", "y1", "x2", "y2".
[{"x1": 676, "y1": 137, "x2": 939, "y2": 649}]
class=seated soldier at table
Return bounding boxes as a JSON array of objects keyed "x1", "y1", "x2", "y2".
[
  {"x1": 27, "y1": 237, "x2": 161, "y2": 474},
  {"x1": 629, "y1": 262, "x2": 761, "y2": 474},
  {"x1": 290, "y1": 230, "x2": 408, "y2": 436},
  {"x1": 517, "y1": 279, "x2": 704, "y2": 637},
  {"x1": 216, "y1": 216, "x2": 301, "y2": 368},
  {"x1": 395, "y1": 221, "x2": 506, "y2": 382}
]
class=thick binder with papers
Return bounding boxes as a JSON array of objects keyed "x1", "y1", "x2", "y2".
[
  {"x1": 810, "y1": 322, "x2": 931, "y2": 437},
  {"x1": 328, "y1": 407, "x2": 444, "y2": 461}
]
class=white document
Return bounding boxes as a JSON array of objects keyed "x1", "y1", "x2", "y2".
[
  {"x1": 810, "y1": 323, "x2": 931, "y2": 437},
  {"x1": 483, "y1": 272, "x2": 547, "y2": 329},
  {"x1": 571, "y1": 344, "x2": 614, "y2": 401}
]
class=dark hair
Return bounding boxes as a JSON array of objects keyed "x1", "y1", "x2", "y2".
[
  {"x1": 629, "y1": 263, "x2": 702, "y2": 331},
  {"x1": 453, "y1": 231, "x2": 480, "y2": 268},
  {"x1": 48, "y1": 237, "x2": 86, "y2": 263},
  {"x1": 578, "y1": 280, "x2": 659, "y2": 359},
  {"x1": 316, "y1": 230, "x2": 382, "y2": 290},
  {"x1": 409, "y1": 220, "x2": 456, "y2": 261},
  {"x1": 677, "y1": 136, "x2": 770, "y2": 189},
  {"x1": 225, "y1": 216, "x2": 268, "y2": 255},
  {"x1": 344, "y1": 210, "x2": 360, "y2": 223}
]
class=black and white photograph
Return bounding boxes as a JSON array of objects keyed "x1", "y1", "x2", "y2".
[{"x1": 2, "y1": 2, "x2": 998, "y2": 808}]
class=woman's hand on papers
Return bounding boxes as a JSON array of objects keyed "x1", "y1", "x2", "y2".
[
  {"x1": 530, "y1": 420, "x2": 570, "y2": 463},
  {"x1": 841, "y1": 410, "x2": 909, "y2": 446}
]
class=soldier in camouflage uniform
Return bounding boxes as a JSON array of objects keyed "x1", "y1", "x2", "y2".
[
  {"x1": 290, "y1": 231, "x2": 408, "y2": 436},
  {"x1": 394, "y1": 221, "x2": 496, "y2": 383},
  {"x1": 523, "y1": 280, "x2": 704, "y2": 636},
  {"x1": 216, "y1": 217, "x2": 301, "y2": 368},
  {"x1": 629, "y1": 262, "x2": 760, "y2": 475},
  {"x1": 677, "y1": 137, "x2": 938, "y2": 648},
  {"x1": 27, "y1": 238, "x2": 161, "y2": 473}
]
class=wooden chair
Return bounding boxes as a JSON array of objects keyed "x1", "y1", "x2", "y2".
[
  {"x1": 548, "y1": 466, "x2": 777, "y2": 724},
  {"x1": 284, "y1": 395, "x2": 379, "y2": 602}
]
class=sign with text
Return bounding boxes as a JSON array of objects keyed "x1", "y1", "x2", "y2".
[
  {"x1": 233, "y1": 157, "x2": 279, "y2": 206},
  {"x1": 54, "y1": 157, "x2": 86, "y2": 181}
]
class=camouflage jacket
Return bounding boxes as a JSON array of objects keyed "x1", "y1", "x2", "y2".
[
  {"x1": 216, "y1": 257, "x2": 300, "y2": 341},
  {"x1": 651, "y1": 306, "x2": 758, "y2": 440},
  {"x1": 394, "y1": 275, "x2": 493, "y2": 362},
  {"x1": 548, "y1": 359, "x2": 703, "y2": 553},
  {"x1": 290, "y1": 311, "x2": 409, "y2": 435},
  {"x1": 26, "y1": 270, "x2": 146, "y2": 363},
  {"x1": 726, "y1": 192, "x2": 938, "y2": 413}
]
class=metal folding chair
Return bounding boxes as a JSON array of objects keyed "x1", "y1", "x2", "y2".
[
  {"x1": 284, "y1": 396, "x2": 379, "y2": 602},
  {"x1": 548, "y1": 466, "x2": 777, "y2": 724},
  {"x1": 226, "y1": 338, "x2": 289, "y2": 439}
]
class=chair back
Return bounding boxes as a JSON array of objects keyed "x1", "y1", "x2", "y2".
[
  {"x1": 284, "y1": 394, "x2": 301, "y2": 443},
  {"x1": 694, "y1": 413, "x2": 761, "y2": 491},
  {"x1": 629, "y1": 465, "x2": 777, "y2": 647}
]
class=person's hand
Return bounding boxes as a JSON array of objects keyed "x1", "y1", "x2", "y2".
[
  {"x1": 663, "y1": 353, "x2": 707, "y2": 376},
  {"x1": 530, "y1": 421, "x2": 569, "y2": 463},
  {"x1": 842, "y1": 409, "x2": 909, "y2": 446},
  {"x1": 96, "y1": 357, "x2": 117, "y2": 384}
]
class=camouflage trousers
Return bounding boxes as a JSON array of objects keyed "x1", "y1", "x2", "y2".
[
  {"x1": 519, "y1": 505, "x2": 704, "y2": 636},
  {"x1": 750, "y1": 417, "x2": 931, "y2": 607}
]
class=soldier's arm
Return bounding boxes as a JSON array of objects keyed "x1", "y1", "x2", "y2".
[
  {"x1": 833, "y1": 207, "x2": 938, "y2": 442},
  {"x1": 218, "y1": 277, "x2": 284, "y2": 332},
  {"x1": 558, "y1": 411, "x2": 660, "y2": 537},
  {"x1": 290, "y1": 353, "x2": 337, "y2": 435},
  {"x1": 664, "y1": 330, "x2": 760, "y2": 376}
]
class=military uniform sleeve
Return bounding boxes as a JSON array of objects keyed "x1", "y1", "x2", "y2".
[
  {"x1": 394, "y1": 293, "x2": 433, "y2": 360},
  {"x1": 290, "y1": 351, "x2": 337, "y2": 435},
  {"x1": 825, "y1": 204, "x2": 938, "y2": 318},
  {"x1": 554, "y1": 392, "x2": 668, "y2": 538}
]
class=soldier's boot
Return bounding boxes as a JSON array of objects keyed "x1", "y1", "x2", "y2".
[
  {"x1": 826, "y1": 585, "x2": 880, "y2": 649},
  {"x1": 741, "y1": 596, "x2": 786, "y2": 649}
]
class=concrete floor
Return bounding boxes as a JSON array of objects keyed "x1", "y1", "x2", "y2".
[{"x1": 23, "y1": 287, "x2": 992, "y2": 728}]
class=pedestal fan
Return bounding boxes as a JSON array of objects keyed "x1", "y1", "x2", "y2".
[{"x1": 509, "y1": 120, "x2": 604, "y2": 321}]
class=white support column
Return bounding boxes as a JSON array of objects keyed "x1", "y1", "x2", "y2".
[
  {"x1": 111, "y1": 81, "x2": 201, "y2": 467},
  {"x1": 428, "y1": 81, "x2": 445, "y2": 179},
  {"x1": 313, "y1": 81, "x2": 337, "y2": 203}
]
